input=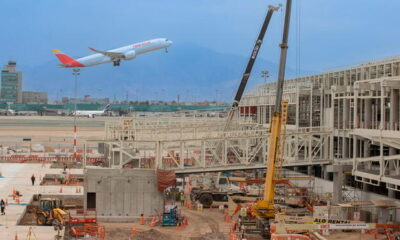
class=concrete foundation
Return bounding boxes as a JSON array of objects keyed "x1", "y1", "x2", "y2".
[{"x1": 84, "y1": 168, "x2": 163, "y2": 221}]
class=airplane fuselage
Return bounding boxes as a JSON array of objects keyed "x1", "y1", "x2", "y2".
[
  {"x1": 74, "y1": 110, "x2": 105, "y2": 118},
  {"x1": 77, "y1": 38, "x2": 171, "y2": 67}
]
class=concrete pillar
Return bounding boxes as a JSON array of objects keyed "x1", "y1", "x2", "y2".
[
  {"x1": 322, "y1": 165, "x2": 330, "y2": 180},
  {"x1": 390, "y1": 89, "x2": 399, "y2": 130},
  {"x1": 388, "y1": 147, "x2": 397, "y2": 198},
  {"x1": 332, "y1": 165, "x2": 344, "y2": 204},
  {"x1": 364, "y1": 99, "x2": 372, "y2": 129},
  {"x1": 307, "y1": 165, "x2": 313, "y2": 176},
  {"x1": 343, "y1": 98, "x2": 349, "y2": 129},
  {"x1": 343, "y1": 137, "x2": 349, "y2": 159},
  {"x1": 363, "y1": 140, "x2": 371, "y2": 191}
]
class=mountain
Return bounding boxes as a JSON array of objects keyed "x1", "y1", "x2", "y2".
[{"x1": 20, "y1": 43, "x2": 294, "y2": 102}]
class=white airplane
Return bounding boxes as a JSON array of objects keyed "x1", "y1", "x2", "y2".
[
  {"x1": 0, "y1": 104, "x2": 16, "y2": 116},
  {"x1": 51, "y1": 38, "x2": 172, "y2": 67},
  {"x1": 74, "y1": 104, "x2": 111, "y2": 118}
]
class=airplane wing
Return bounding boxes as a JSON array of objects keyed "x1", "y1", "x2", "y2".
[{"x1": 88, "y1": 47, "x2": 124, "y2": 59}]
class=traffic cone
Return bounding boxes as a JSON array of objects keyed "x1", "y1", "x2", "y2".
[
  {"x1": 175, "y1": 223, "x2": 182, "y2": 230},
  {"x1": 15, "y1": 232, "x2": 18, "y2": 240},
  {"x1": 15, "y1": 196, "x2": 20, "y2": 204},
  {"x1": 209, "y1": 207, "x2": 213, "y2": 212},
  {"x1": 150, "y1": 217, "x2": 156, "y2": 227},
  {"x1": 140, "y1": 215, "x2": 145, "y2": 225},
  {"x1": 184, "y1": 216, "x2": 188, "y2": 226},
  {"x1": 59, "y1": 186, "x2": 63, "y2": 193},
  {"x1": 130, "y1": 225, "x2": 138, "y2": 235},
  {"x1": 225, "y1": 214, "x2": 230, "y2": 223}
]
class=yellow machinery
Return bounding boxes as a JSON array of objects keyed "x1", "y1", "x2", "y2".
[
  {"x1": 34, "y1": 198, "x2": 68, "y2": 230},
  {"x1": 249, "y1": 0, "x2": 293, "y2": 238}
]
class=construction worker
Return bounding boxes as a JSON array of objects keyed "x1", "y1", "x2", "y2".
[
  {"x1": 0, "y1": 199, "x2": 5, "y2": 215},
  {"x1": 31, "y1": 174, "x2": 36, "y2": 186},
  {"x1": 180, "y1": 192, "x2": 185, "y2": 206}
]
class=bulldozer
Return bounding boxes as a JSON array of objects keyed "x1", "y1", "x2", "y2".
[{"x1": 33, "y1": 198, "x2": 68, "y2": 230}]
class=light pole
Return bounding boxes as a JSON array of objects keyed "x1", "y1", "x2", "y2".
[
  {"x1": 261, "y1": 70, "x2": 270, "y2": 83},
  {"x1": 72, "y1": 68, "x2": 80, "y2": 161}
]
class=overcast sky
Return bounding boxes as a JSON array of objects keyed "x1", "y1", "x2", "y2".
[{"x1": 1, "y1": 0, "x2": 400, "y2": 78}]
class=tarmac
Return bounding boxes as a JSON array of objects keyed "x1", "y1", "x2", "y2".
[{"x1": 0, "y1": 163, "x2": 83, "y2": 240}]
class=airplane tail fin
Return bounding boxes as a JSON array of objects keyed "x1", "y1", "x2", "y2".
[
  {"x1": 104, "y1": 104, "x2": 111, "y2": 112},
  {"x1": 51, "y1": 49, "x2": 84, "y2": 67}
]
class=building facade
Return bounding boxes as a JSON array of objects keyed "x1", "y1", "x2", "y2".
[
  {"x1": 22, "y1": 91, "x2": 48, "y2": 104},
  {"x1": 239, "y1": 55, "x2": 400, "y2": 200},
  {"x1": 0, "y1": 61, "x2": 22, "y2": 103}
]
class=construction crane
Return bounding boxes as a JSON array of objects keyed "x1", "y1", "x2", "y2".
[
  {"x1": 251, "y1": 0, "x2": 293, "y2": 238},
  {"x1": 221, "y1": 4, "x2": 281, "y2": 133}
]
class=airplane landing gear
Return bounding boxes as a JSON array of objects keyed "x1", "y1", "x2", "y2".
[
  {"x1": 165, "y1": 48, "x2": 168, "y2": 53},
  {"x1": 113, "y1": 60, "x2": 121, "y2": 66}
]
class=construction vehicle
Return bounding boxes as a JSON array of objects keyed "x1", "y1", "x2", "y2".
[
  {"x1": 191, "y1": 4, "x2": 282, "y2": 210},
  {"x1": 161, "y1": 204, "x2": 183, "y2": 226},
  {"x1": 33, "y1": 198, "x2": 68, "y2": 230},
  {"x1": 190, "y1": 173, "x2": 250, "y2": 208},
  {"x1": 234, "y1": 0, "x2": 293, "y2": 238}
]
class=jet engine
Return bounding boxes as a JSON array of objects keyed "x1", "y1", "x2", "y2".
[{"x1": 123, "y1": 50, "x2": 136, "y2": 60}]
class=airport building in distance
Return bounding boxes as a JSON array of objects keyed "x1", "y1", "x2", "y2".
[{"x1": 0, "y1": 61, "x2": 48, "y2": 104}]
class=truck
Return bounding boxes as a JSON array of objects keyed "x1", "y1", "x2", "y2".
[{"x1": 190, "y1": 173, "x2": 246, "y2": 208}]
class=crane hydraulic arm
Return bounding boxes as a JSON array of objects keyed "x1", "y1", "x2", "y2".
[
  {"x1": 253, "y1": 0, "x2": 292, "y2": 219},
  {"x1": 222, "y1": 5, "x2": 280, "y2": 132}
]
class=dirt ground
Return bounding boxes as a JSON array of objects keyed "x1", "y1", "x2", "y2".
[
  {"x1": 19, "y1": 196, "x2": 83, "y2": 226},
  {"x1": 102, "y1": 208, "x2": 231, "y2": 240}
]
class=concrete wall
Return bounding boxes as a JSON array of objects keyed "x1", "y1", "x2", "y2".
[{"x1": 84, "y1": 168, "x2": 163, "y2": 221}]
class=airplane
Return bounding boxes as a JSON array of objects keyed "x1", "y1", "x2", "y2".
[
  {"x1": 74, "y1": 104, "x2": 111, "y2": 118},
  {"x1": 51, "y1": 38, "x2": 172, "y2": 67},
  {"x1": 0, "y1": 103, "x2": 16, "y2": 116}
]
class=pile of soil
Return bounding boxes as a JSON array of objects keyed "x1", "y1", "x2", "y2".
[{"x1": 191, "y1": 233, "x2": 228, "y2": 240}]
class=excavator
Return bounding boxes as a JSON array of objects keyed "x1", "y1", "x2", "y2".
[{"x1": 34, "y1": 198, "x2": 68, "y2": 230}]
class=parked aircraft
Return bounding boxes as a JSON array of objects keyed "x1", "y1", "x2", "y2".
[
  {"x1": 51, "y1": 38, "x2": 172, "y2": 67},
  {"x1": 74, "y1": 104, "x2": 111, "y2": 118},
  {"x1": 0, "y1": 104, "x2": 16, "y2": 116}
]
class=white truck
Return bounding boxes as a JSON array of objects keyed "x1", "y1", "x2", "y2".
[{"x1": 190, "y1": 173, "x2": 245, "y2": 208}]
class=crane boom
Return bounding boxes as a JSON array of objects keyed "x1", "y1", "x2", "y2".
[
  {"x1": 232, "y1": 5, "x2": 280, "y2": 109},
  {"x1": 253, "y1": 0, "x2": 292, "y2": 220},
  {"x1": 222, "y1": 5, "x2": 280, "y2": 133}
]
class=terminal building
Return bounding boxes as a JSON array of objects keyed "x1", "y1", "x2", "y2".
[
  {"x1": 239, "y1": 55, "x2": 400, "y2": 200},
  {"x1": 22, "y1": 91, "x2": 48, "y2": 104},
  {"x1": 0, "y1": 61, "x2": 23, "y2": 103},
  {"x1": 0, "y1": 61, "x2": 48, "y2": 104}
]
